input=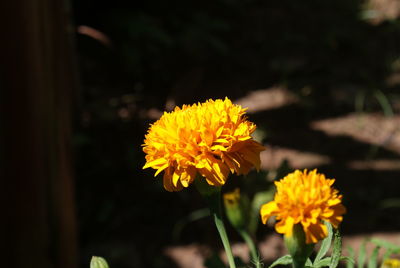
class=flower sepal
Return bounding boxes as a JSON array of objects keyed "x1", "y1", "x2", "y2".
[{"x1": 284, "y1": 224, "x2": 315, "y2": 268}]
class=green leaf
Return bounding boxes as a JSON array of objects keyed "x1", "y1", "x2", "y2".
[
  {"x1": 269, "y1": 255, "x2": 293, "y2": 268},
  {"x1": 90, "y1": 256, "x2": 109, "y2": 268},
  {"x1": 341, "y1": 257, "x2": 355, "y2": 266},
  {"x1": 315, "y1": 222, "x2": 333, "y2": 264},
  {"x1": 314, "y1": 257, "x2": 331, "y2": 268},
  {"x1": 374, "y1": 90, "x2": 394, "y2": 117},
  {"x1": 358, "y1": 239, "x2": 368, "y2": 268},
  {"x1": 367, "y1": 246, "x2": 380, "y2": 268},
  {"x1": 370, "y1": 238, "x2": 400, "y2": 251},
  {"x1": 306, "y1": 258, "x2": 313, "y2": 267},
  {"x1": 382, "y1": 249, "x2": 394, "y2": 262},
  {"x1": 329, "y1": 229, "x2": 342, "y2": 268},
  {"x1": 346, "y1": 246, "x2": 355, "y2": 268},
  {"x1": 314, "y1": 257, "x2": 355, "y2": 268}
]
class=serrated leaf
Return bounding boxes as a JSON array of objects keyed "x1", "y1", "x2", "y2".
[
  {"x1": 269, "y1": 255, "x2": 293, "y2": 268},
  {"x1": 315, "y1": 222, "x2": 333, "y2": 264},
  {"x1": 358, "y1": 240, "x2": 368, "y2": 268},
  {"x1": 90, "y1": 256, "x2": 109, "y2": 268},
  {"x1": 306, "y1": 258, "x2": 313, "y2": 267},
  {"x1": 367, "y1": 246, "x2": 380, "y2": 268},
  {"x1": 329, "y1": 229, "x2": 342, "y2": 268},
  {"x1": 346, "y1": 247, "x2": 355, "y2": 268}
]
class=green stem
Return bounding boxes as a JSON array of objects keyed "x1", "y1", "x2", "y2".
[
  {"x1": 212, "y1": 200, "x2": 237, "y2": 268},
  {"x1": 238, "y1": 229, "x2": 261, "y2": 268},
  {"x1": 292, "y1": 259, "x2": 306, "y2": 268},
  {"x1": 195, "y1": 180, "x2": 236, "y2": 268}
]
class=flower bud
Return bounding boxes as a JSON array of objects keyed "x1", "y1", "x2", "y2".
[
  {"x1": 223, "y1": 188, "x2": 249, "y2": 230},
  {"x1": 284, "y1": 224, "x2": 315, "y2": 268}
]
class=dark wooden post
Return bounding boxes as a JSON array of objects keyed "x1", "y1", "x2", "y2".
[{"x1": 0, "y1": 0, "x2": 78, "y2": 268}]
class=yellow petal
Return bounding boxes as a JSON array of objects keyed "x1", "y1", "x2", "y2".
[
  {"x1": 143, "y1": 158, "x2": 167, "y2": 169},
  {"x1": 276, "y1": 217, "x2": 295, "y2": 236},
  {"x1": 303, "y1": 222, "x2": 327, "y2": 244},
  {"x1": 154, "y1": 163, "x2": 169, "y2": 176},
  {"x1": 260, "y1": 202, "x2": 279, "y2": 224},
  {"x1": 172, "y1": 171, "x2": 180, "y2": 187}
]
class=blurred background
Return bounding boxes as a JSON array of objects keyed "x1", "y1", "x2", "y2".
[{"x1": 2, "y1": 0, "x2": 400, "y2": 267}]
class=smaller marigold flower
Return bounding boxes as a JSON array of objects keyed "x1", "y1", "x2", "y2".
[
  {"x1": 260, "y1": 169, "x2": 346, "y2": 244},
  {"x1": 142, "y1": 97, "x2": 265, "y2": 192},
  {"x1": 382, "y1": 259, "x2": 400, "y2": 268}
]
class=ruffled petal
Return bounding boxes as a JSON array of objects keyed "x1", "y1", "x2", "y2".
[
  {"x1": 303, "y1": 222, "x2": 327, "y2": 244},
  {"x1": 260, "y1": 202, "x2": 279, "y2": 224},
  {"x1": 276, "y1": 217, "x2": 295, "y2": 236}
]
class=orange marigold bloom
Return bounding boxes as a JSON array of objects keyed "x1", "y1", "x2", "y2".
[
  {"x1": 142, "y1": 97, "x2": 265, "y2": 192},
  {"x1": 260, "y1": 169, "x2": 346, "y2": 244}
]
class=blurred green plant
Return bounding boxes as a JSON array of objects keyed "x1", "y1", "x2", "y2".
[
  {"x1": 355, "y1": 90, "x2": 394, "y2": 118},
  {"x1": 346, "y1": 238, "x2": 400, "y2": 268}
]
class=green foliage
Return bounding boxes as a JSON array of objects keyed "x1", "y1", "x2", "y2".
[
  {"x1": 370, "y1": 238, "x2": 400, "y2": 253},
  {"x1": 269, "y1": 255, "x2": 294, "y2": 268},
  {"x1": 329, "y1": 228, "x2": 342, "y2": 268},
  {"x1": 346, "y1": 247, "x2": 355, "y2": 268},
  {"x1": 345, "y1": 237, "x2": 400, "y2": 268},
  {"x1": 314, "y1": 222, "x2": 333, "y2": 264},
  {"x1": 358, "y1": 240, "x2": 367, "y2": 268},
  {"x1": 266, "y1": 223, "x2": 353, "y2": 268},
  {"x1": 367, "y1": 246, "x2": 380, "y2": 268}
]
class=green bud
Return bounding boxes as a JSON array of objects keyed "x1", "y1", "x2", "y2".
[
  {"x1": 90, "y1": 256, "x2": 109, "y2": 268},
  {"x1": 223, "y1": 188, "x2": 250, "y2": 230},
  {"x1": 284, "y1": 224, "x2": 315, "y2": 268}
]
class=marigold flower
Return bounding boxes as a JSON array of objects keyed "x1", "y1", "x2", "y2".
[
  {"x1": 143, "y1": 97, "x2": 265, "y2": 191},
  {"x1": 260, "y1": 169, "x2": 346, "y2": 244}
]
